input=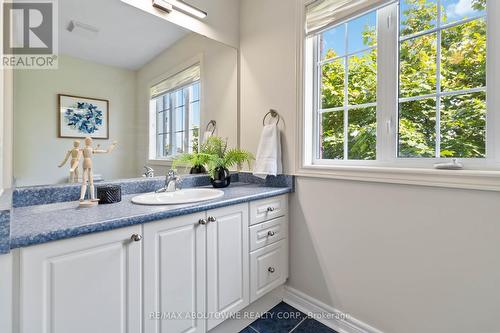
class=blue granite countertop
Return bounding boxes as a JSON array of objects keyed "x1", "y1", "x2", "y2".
[
  {"x1": 10, "y1": 183, "x2": 292, "y2": 249},
  {"x1": 0, "y1": 190, "x2": 12, "y2": 254}
]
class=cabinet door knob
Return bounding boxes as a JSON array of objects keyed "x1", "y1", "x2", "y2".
[
  {"x1": 267, "y1": 207, "x2": 275, "y2": 212},
  {"x1": 199, "y1": 218, "x2": 208, "y2": 225},
  {"x1": 207, "y1": 216, "x2": 217, "y2": 223},
  {"x1": 267, "y1": 231, "x2": 276, "y2": 237},
  {"x1": 268, "y1": 267, "x2": 275, "y2": 273},
  {"x1": 131, "y1": 234, "x2": 142, "y2": 242}
]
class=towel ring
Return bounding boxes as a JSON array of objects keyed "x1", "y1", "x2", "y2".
[
  {"x1": 206, "y1": 120, "x2": 216, "y2": 135},
  {"x1": 262, "y1": 109, "x2": 280, "y2": 126}
]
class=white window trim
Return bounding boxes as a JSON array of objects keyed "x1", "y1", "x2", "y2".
[
  {"x1": 296, "y1": 0, "x2": 500, "y2": 191},
  {"x1": 147, "y1": 54, "x2": 205, "y2": 165}
]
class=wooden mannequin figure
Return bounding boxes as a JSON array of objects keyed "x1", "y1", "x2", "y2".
[
  {"x1": 58, "y1": 140, "x2": 81, "y2": 183},
  {"x1": 77, "y1": 137, "x2": 118, "y2": 207}
]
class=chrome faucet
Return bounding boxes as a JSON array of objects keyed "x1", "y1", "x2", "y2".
[{"x1": 156, "y1": 170, "x2": 180, "y2": 193}]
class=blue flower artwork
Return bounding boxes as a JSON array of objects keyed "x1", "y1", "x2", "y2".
[
  {"x1": 64, "y1": 102, "x2": 103, "y2": 134},
  {"x1": 59, "y1": 94, "x2": 108, "y2": 139}
]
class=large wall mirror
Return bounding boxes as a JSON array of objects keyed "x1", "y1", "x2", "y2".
[{"x1": 13, "y1": 0, "x2": 238, "y2": 187}]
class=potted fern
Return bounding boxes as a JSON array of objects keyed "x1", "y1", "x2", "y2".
[
  {"x1": 172, "y1": 152, "x2": 213, "y2": 174},
  {"x1": 203, "y1": 136, "x2": 254, "y2": 188}
]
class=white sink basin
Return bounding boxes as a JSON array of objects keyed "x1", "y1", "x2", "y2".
[{"x1": 131, "y1": 188, "x2": 224, "y2": 205}]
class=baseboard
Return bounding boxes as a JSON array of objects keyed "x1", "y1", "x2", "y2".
[{"x1": 283, "y1": 286, "x2": 385, "y2": 333}]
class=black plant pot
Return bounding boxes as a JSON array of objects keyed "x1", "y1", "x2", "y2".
[
  {"x1": 190, "y1": 165, "x2": 207, "y2": 174},
  {"x1": 210, "y1": 167, "x2": 231, "y2": 188}
]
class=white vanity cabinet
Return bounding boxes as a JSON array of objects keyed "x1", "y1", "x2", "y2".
[
  {"x1": 249, "y1": 195, "x2": 289, "y2": 303},
  {"x1": 142, "y1": 204, "x2": 250, "y2": 333},
  {"x1": 143, "y1": 212, "x2": 207, "y2": 333},
  {"x1": 18, "y1": 225, "x2": 142, "y2": 333},
  {"x1": 206, "y1": 204, "x2": 250, "y2": 331},
  {"x1": 14, "y1": 194, "x2": 289, "y2": 333}
]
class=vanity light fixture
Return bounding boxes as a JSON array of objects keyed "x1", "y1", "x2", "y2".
[
  {"x1": 152, "y1": 0, "x2": 207, "y2": 19},
  {"x1": 67, "y1": 20, "x2": 100, "y2": 38},
  {"x1": 152, "y1": 0, "x2": 173, "y2": 14}
]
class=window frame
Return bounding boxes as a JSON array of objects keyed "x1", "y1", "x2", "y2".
[
  {"x1": 303, "y1": 0, "x2": 500, "y2": 170},
  {"x1": 312, "y1": 7, "x2": 380, "y2": 164},
  {"x1": 298, "y1": 0, "x2": 500, "y2": 190}
]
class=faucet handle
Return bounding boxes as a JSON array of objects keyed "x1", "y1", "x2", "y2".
[{"x1": 143, "y1": 166, "x2": 154, "y2": 178}]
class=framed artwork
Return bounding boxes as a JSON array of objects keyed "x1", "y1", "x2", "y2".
[{"x1": 58, "y1": 94, "x2": 109, "y2": 139}]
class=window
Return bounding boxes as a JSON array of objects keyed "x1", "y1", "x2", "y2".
[
  {"x1": 150, "y1": 65, "x2": 201, "y2": 160},
  {"x1": 398, "y1": 0, "x2": 486, "y2": 158},
  {"x1": 304, "y1": 0, "x2": 493, "y2": 170},
  {"x1": 318, "y1": 10, "x2": 378, "y2": 161}
]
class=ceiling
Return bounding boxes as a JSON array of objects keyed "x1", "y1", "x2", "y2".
[{"x1": 59, "y1": 0, "x2": 190, "y2": 70}]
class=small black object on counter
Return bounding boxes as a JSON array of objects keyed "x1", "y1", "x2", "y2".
[
  {"x1": 210, "y1": 167, "x2": 231, "y2": 188},
  {"x1": 96, "y1": 185, "x2": 122, "y2": 204}
]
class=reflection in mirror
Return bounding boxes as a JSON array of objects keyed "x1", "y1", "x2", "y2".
[{"x1": 13, "y1": 0, "x2": 238, "y2": 187}]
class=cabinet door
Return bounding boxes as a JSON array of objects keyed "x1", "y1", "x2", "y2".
[
  {"x1": 206, "y1": 203, "x2": 249, "y2": 331},
  {"x1": 143, "y1": 212, "x2": 206, "y2": 333},
  {"x1": 19, "y1": 225, "x2": 142, "y2": 333}
]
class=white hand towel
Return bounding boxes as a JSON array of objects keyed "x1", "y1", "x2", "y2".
[{"x1": 253, "y1": 124, "x2": 282, "y2": 179}]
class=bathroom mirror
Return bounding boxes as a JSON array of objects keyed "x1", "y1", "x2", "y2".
[{"x1": 12, "y1": 0, "x2": 238, "y2": 187}]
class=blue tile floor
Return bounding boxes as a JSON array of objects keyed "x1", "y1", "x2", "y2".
[{"x1": 239, "y1": 302, "x2": 338, "y2": 333}]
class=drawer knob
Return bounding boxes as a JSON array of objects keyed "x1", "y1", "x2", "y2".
[
  {"x1": 268, "y1": 267, "x2": 275, "y2": 273},
  {"x1": 207, "y1": 216, "x2": 217, "y2": 223},
  {"x1": 267, "y1": 231, "x2": 276, "y2": 237},
  {"x1": 267, "y1": 207, "x2": 276, "y2": 212},
  {"x1": 199, "y1": 218, "x2": 208, "y2": 225},
  {"x1": 130, "y1": 234, "x2": 142, "y2": 242}
]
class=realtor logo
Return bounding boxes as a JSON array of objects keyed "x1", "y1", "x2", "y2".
[{"x1": 2, "y1": 0, "x2": 58, "y2": 69}]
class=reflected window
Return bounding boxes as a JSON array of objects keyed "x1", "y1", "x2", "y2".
[{"x1": 150, "y1": 65, "x2": 201, "y2": 159}]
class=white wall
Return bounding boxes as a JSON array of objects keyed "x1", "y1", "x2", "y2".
[
  {"x1": 13, "y1": 55, "x2": 138, "y2": 186},
  {"x1": 190, "y1": 0, "x2": 240, "y2": 48},
  {"x1": 239, "y1": 1, "x2": 500, "y2": 332},
  {"x1": 136, "y1": 33, "x2": 238, "y2": 175},
  {"x1": 240, "y1": 0, "x2": 297, "y2": 173}
]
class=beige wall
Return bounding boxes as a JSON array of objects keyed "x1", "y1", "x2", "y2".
[
  {"x1": 14, "y1": 55, "x2": 138, "y2": 186},
  {"x1": 239, "y1": 1, "x2": 500, "y2": 332},
  {"x1": 0, "y1": 0, "x2": 13, "y2": 191},
  {"x1": 136, "y1": 33, "x2": 238, "y2": 175},
  {"x1": 240, "y1": 0, "x2": 297, "y2": 173},
  {"x1": 0, "y1": 66, "x2": 5, "y2": 191},
  {"x1": 290, "y1": 178, "x2": 500, "y2": 333}
]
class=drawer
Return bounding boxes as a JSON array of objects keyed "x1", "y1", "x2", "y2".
[
  {"x1": 250, "y1": 239, "x2": 288, "y2": 303},
  {"x1": 249, "y1": 216, "x2": 288, "y2": 252},
  {"x1": 250, "y1": 195, "x2": 288, "y2": 225}
]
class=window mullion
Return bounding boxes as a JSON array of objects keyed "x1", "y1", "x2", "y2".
[
  {"x1": 435, "y1": 0, "x2": 442, "y2": 158},
  {"x1": 487, "y1": 0, "x2": 499, "y2": 162},
  {"x1": 343, "y1": 24, "x2": 349, "y2": 160},
  {"x1": 313, "y1": 35, "x2": 321, "y2": 161},
  {"x1": 169, "y1": 94, "x2": 174, "y2": 156},
  {"x1": 185, "y1": 88, "x2": 191, "y2": 153},
  {"x1": 376, "y1": 3, "x2": 399, "y2": 163}
]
